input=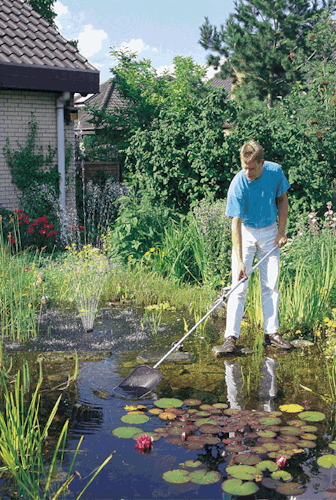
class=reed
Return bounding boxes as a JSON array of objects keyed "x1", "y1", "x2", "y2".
[{"x1": 0, "y1": 368, "x2": 113, "y2": 499}]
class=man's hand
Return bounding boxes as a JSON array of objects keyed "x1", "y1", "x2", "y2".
[
  {"x1": 237, "y1": 259, "x2": 247, "y2": 281},
  {"x1": 274, "y1": 233, "x2": 287, "y2": 248}
]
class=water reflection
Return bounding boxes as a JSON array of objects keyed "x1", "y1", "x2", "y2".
[{"x1": 225, "y1": 355, "x2": 278, "y2": 411}]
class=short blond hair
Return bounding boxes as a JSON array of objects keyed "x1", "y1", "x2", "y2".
[{"x1": 240, "y1": 140, "x2": 264, "y2": 164}]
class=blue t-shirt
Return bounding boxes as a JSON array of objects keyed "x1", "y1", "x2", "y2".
[{"x1": 225, "y1": 161, "x2": 290, "y2": 228}]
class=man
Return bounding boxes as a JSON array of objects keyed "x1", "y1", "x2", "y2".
[{"x1": 215, "y1": 139, "x2": 292, "y2": 355}]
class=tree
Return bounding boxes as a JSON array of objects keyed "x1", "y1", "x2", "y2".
[
  {"x1": 88, "y1": 52, "x2": 220, "y2": 160},
  {"x1": 199, "y1": 0, "x2": 336, "y2": 108},
  {"x1": 28, "y1": 0, "x2": 57, "y2": 25}
]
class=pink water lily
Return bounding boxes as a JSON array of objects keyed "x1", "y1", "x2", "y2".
[
  {"x1": 276, "y1": 455, "x2": 288, "y2": 468},
  {"x1": 135, "y1": 434, "x2": 153, "y2": 454}
]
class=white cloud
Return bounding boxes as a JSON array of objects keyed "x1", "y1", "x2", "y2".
[
  {"x1": 78, "y1": 25, "x2": 108, "y2": 58},
  {"x1": 54, "y1": 0, "x2": 68, "y2": 30},
  {"x1": 118, "y1": 38, "x2": 149, "y2": 54},
  {"x1": 156, "y1": 64, "x2": 175, "y2": 76}
]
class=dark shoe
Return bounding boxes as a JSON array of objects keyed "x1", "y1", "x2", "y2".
[
  {"x1": 212, "y1": 336, "x2": 237, "y2": 357},
  {"x1": 266, "y1": 334, "x2": 292, "y2": 349}
]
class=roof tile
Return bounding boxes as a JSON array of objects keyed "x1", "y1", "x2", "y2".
[{"x1": 0, "y1": 0, "x2": 97, "y2": 72}]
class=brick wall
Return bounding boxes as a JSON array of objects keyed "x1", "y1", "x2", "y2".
[{"x1": 0, "y1": 89, "x2": 76, "y2": 219}]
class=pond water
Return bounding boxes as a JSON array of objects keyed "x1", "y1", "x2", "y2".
[{"x1": 1, "y1": 305, "x2": 336, "y2": 499}]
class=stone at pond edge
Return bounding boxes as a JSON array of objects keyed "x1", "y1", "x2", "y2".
[
  {"x1": 37, "y1": 350, "x2": 112, "y2": 363},
  {"x1": 137, "y1": 350, "x2": 192, "y2": 364}
]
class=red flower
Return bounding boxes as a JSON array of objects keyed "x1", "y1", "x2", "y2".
[
  {"x1": 37, "y1": 216, "x2": 48, "y2": 223},
  {"x1": 11, "y1": 237, "x2": 15, "y2": 245},
  {"x1": 43, "y1": 223, "x2": 49, "y2": 229},
  {"x1": 27, "y1": 227, "x2": 34, "y2": 234},
  {"x1": 32, "y1": 221, "x2": 39, "y2": 227},
  {"x1": 79, "y1": 226, "x2": 84, "y2": 230},
  {"x1": 23, "y1": 218, "x2": 30, "y2": 224},
  {"x1": 276, "y1": 455, "x2": 288, "y2": 468},
  {"x1": 39, "y1": 229, "x2": 46, "y2": 235},
  {"x1": 14, "y1": 209, "x2": 24, "y2": 214},
  {"x1": 25, "y1": 267, "x2": 30, "y2": 272},
  {"x1": 49, "y1": 222, "x2": 54, "y2": 229},
  {"x1": 135, "y1": 434, "x2": 153, "y2": 454}
]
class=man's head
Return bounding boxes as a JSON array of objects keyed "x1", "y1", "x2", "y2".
[{"x1": 240, "y1": 140, "x2": 264, "y2": 181}]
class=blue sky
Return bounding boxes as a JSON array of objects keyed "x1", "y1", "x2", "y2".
[{"x1": 54, "y1": 0, "x2": 235, "y2": 84}]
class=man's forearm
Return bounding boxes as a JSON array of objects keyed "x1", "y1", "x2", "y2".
[
  {"x1": 277, "y1": 195, "x2": 288, "y2": 236},
  {"x1": 232, "y1": 217, "x2": 243, "y2": 262}
]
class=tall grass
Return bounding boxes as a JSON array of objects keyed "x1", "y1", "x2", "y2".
[
  {"x1": 246, "y1": 244, "x2": 336, "y2": 338},
  {"x1": 0, "y1": 221, "x2": 44, "y2": 341},
  {"x1": 279, "y1": 244, "x2": 336, "y2": 336}
]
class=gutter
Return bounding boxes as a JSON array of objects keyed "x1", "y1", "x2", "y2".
[{"x1": 56, "y1": 91, "x2": 70, "y2": 222}]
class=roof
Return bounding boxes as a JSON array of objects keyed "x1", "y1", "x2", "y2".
[
  {"x1": 211, "y1": 77, "x2": 232, "y2": 99},
  {"x1": 0, "y1": 0, "x2": 99, "y2": 93},
  {"x1": 76, "y1": 79, "x2": 127, "y2": 134}
]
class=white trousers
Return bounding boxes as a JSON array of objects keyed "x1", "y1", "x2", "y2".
[{"x1": 225, "y1": 222, "x2": 280, "y2": 339}]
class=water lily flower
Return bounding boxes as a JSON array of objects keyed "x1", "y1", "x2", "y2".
[
  {"x1": 276, "y1": 455, "x2": 288, "y2": 468},
  {"x1": 135, "y1": 434, "x2": 153, "y2": 454}
]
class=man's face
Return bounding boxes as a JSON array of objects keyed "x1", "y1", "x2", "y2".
[{"x1": 242, "y1": 159, "x2": 264, "y2": 181}]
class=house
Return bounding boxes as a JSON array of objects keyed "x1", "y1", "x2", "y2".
[
  {"x1": 75, "y1": 79, "x2": 126, "y2": 182},
  {"x1": 0, "y1": 0, "x2": 99, "y2": 217}
]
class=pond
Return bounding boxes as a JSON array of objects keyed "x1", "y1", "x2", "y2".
[{"x1": 1, "y1": 305, "x2": 335, "y2": 499}]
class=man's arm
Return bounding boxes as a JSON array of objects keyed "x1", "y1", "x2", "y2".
[
  {"x1": 275, "y1": 191, "x2": 288, "y2": 248},
  {"x1": 232, "y1": 217, "x2": 247, "y2": 279}
]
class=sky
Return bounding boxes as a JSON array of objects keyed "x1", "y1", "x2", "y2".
[{"x1": 54, "y1": 0, "x2": 235, "y2": 84}]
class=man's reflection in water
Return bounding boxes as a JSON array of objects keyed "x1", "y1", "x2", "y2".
[{"x1": 224, "y1": 356, "x2": 277, "y2": 411}]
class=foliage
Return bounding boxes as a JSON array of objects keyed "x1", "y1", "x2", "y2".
[
  {"x1": 199, "y1": 0, "x2": 336, "y2": 107},
  {"x1": 3, "y1": 117, "x2": 59, "y2": 194},
  {"x1": 105, "y1": 188, "x2": 175, "y2": 263},
  {"x1": 28, "y1": 0, "x2": 57, "y2": 25}
]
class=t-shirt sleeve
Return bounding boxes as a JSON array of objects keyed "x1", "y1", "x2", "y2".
[
  {"x1": 226, "y1": 183, "x2": 245, "y2": 218},
  {"x1": 276, "y1": 169, "x2": 291, "y2": 198}
]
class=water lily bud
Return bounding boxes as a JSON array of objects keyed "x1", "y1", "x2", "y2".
[{"x1": 276, "y1": 455, "x2": 288, "y2": 468}]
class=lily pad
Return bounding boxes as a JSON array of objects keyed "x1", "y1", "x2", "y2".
[
  {"x1": 213, "y1": 403, "x2": 228, "y2": 409},
  {"x1": 132, "y1": 431, "x2": 161, "y2": 442},
  {"x1": 280, "y1": 426, "x2": 302, "y2": 436},
  {"x1": 199, "y1": 404, "x2": 214, "y2": 410},
  {"x1": 257, "y1": 430, "x2": 277, "y2": 438},
  {"x1": 301, "y1": 425, "x2": 318, "y2": 432},
  {"x1": 199, "y1": 424, "x2": 222, "y2": 434},
  {"x1": 271, "y1": 470, "x2": 292, "y2": 481},
  {"x1": 279, "y1": 404, "x2": 304, "y2": 413},
  {"x1": 148, "y1": 408, "x2": 162, "y2": 415},
  {"x1": 121, "y1": 414, "x2": 149, "y2": 424},
  {"x1": 234, "y1": 453, "x2": 262, "y2": 465},
  {"x1": 183, "y1": 399, "x2": 201, "y2": 406},
  {"x1": 189, "y1": 469, "x2": 221, "y2": 484},
  {"x1": 195, "y1": 418, "x2": 218, "y2": 427},
  {"x1": 259, "y1": 417, "x2": 282, "y2": 425},
  {"x1": 226, "y1": 465, "x2": 261, "y2": 481},
  {"x1": 154, "y1": 398, "x2": 183, "y2": 409},
  {"x1": 256, "y1": 460, "x2": 279, "y2": 472},
  {"x1": 298, "y1": 411, "x2": 325, "y2": 422},
  {"x1": 159, "y1": 412, "x2": 177, "y2": 420},
  {"x1": 288, "y1": 419, "x2": 305, "y2": 427},
  {"x1": 183, "y1": 460, "x2": 202, "y2": 468},
  {"x1": 317, "y1": 455, "x2": 336, "y2": 468},
  {"x1": 162, "y1": 469, "x2": 190, "y2": 484},
  {"x1": 300, "y1": 433, "x2": 317, "y2": 441},
  {"x1": 111, "y1": 426, "x2": 144, "y2": 438},
  {"x1": 261, "y1": 477, "x2": 281, "y2": 489},
  {"x1": 221, "y1": 478, "x2": 259, "y2": 496},
  {"x1": 296, "y1": 439, "x2": 316, "y2": 448},
  {"x1": 276, "y1": 482, "x2": 307, "y2": 496},
  {"x1": 329, "y1": 442, "x2": 336, "y2": 451}
]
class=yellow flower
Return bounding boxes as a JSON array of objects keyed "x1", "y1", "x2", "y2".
[
  {"x1": 324, "y1": 317, "x2": 330, "y2": 323},
  {"x1": 295, "y1": 330, "x2": 301, "y2": 334},
  {"x1": 150, "y1": 247, "x2": 155, "y2": 252}
]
